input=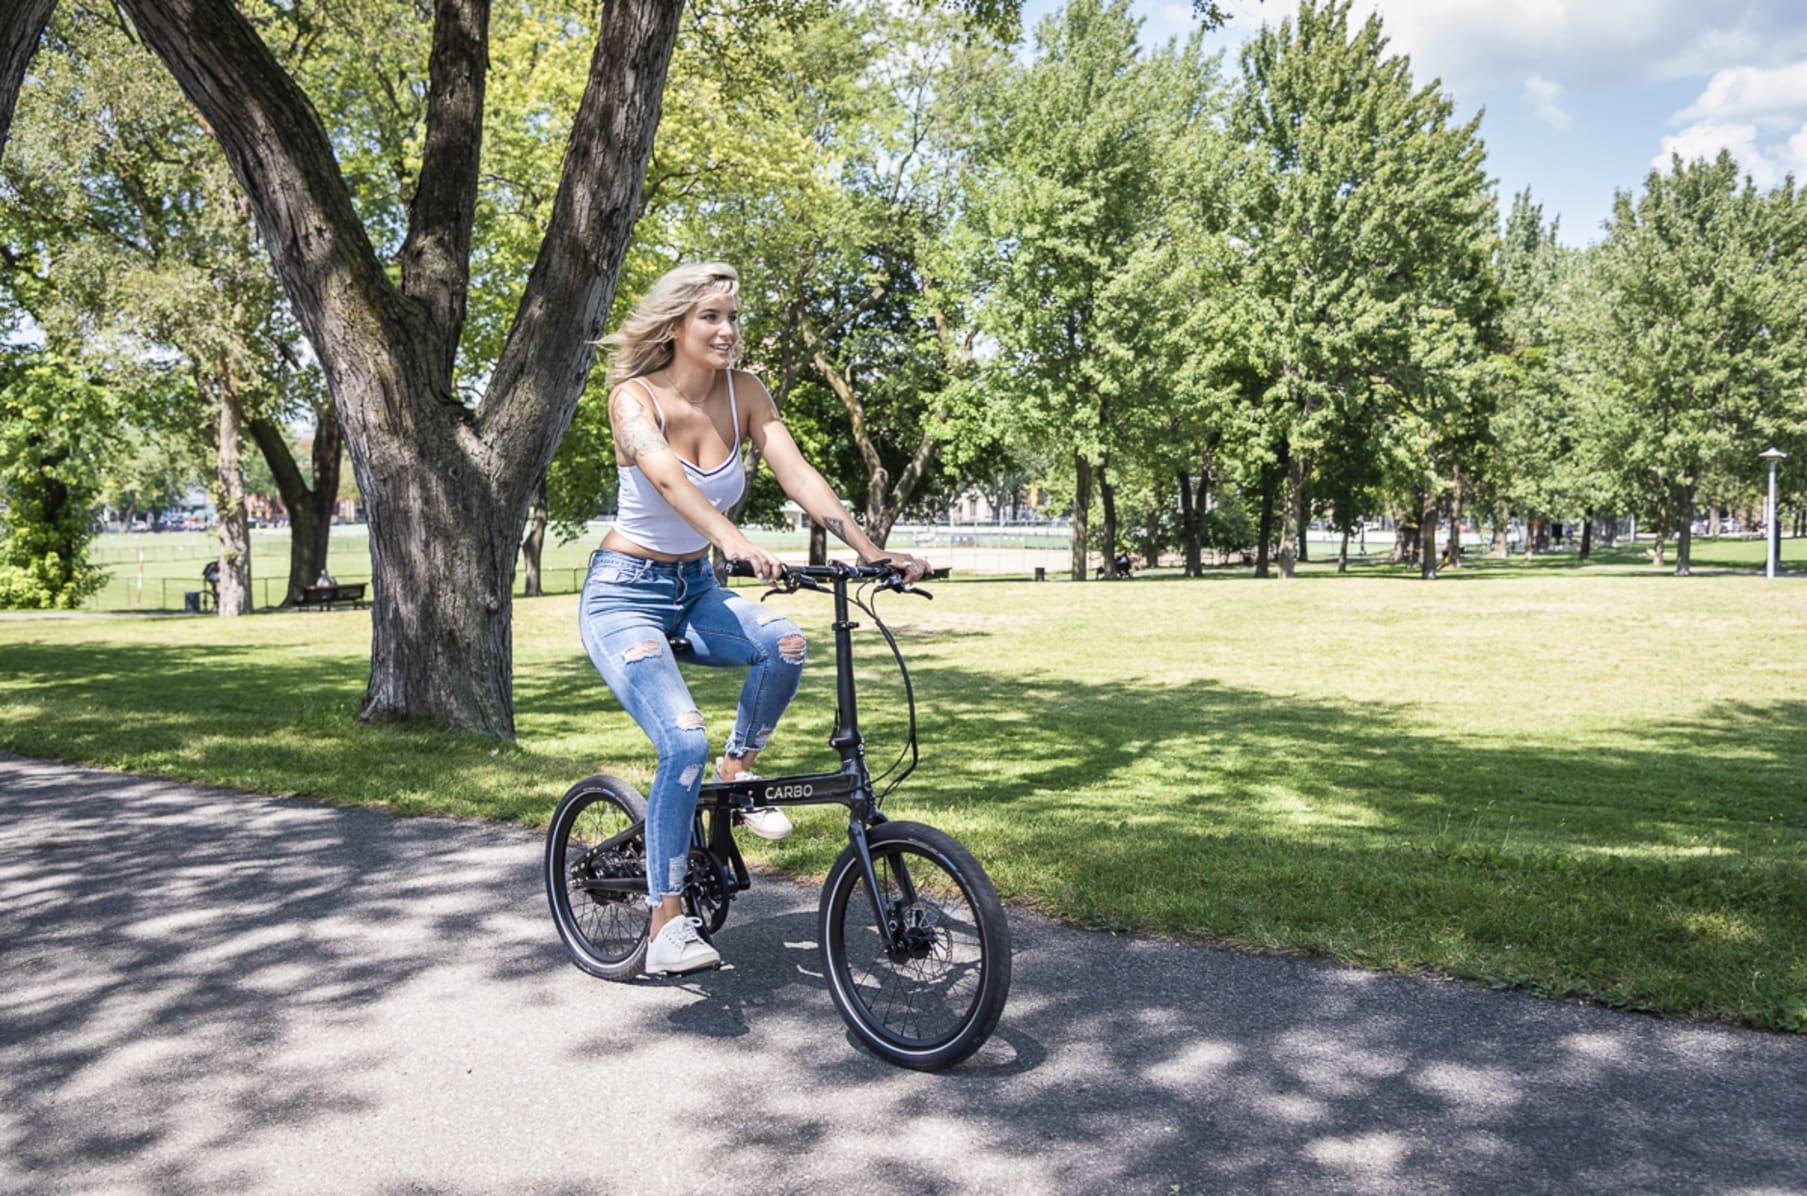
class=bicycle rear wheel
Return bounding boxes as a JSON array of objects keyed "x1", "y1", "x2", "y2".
[
  {"x1": 545, "y1": 775, "x2": 650, "y2": 981},
  {"x1": 819, "y1": 821, "x2": 1011, "y2": 1071}
]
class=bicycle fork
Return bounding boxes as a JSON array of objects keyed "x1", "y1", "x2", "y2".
[{"x1": 846, "y1": 813, "x2": 926, "y2": 960}]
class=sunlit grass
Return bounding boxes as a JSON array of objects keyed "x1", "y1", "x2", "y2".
[{"x1": 4, "y1": 562, "x2": 1805, "y2": 1031}]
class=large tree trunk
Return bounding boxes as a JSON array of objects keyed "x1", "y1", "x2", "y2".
[
  {"x1": 116, "y1": 0, "x2": 684, "y2": 736},
  {"x1": 1099, "y1": 459, "x2": 1120, "y2": 578},
  {"x1": 1579, "y1": 507, "x2": 1594, "y2": 563},
  {"x1": 1177, "y1": 468, "x2": 1201, "y2": 578},
  {"x1": 211, "y1": 379, "x2": 253, "y2": 616},
  {"x1": 1420, "y1": 488, "x2": 1438, "y2": 580},
  {"x1": 808, "y1": 520, "x2": 827, "y2": 566},
  {"x1": 1491, "y1": 500, "x2": 1509, "y2": 557},
  {"x1": 1254, "y1": 478, "x2": 1275, "y2": 578},
  {"x1": 248, "y1": 403, "x2": 341, "y2": 606},
  {"x1": 1675, "y1": 480, "x2": 1695, "y2": 576},
  {"x1": 521, "y1": 478, "x2": 548, "y2": 598},
  {"x1": 1277, "y1": 451, "x2": 1308, "y2": 578},
  {"x1": 1337, "y1": 527, "x2": 1349, "y2": 573},
  {"x1": 1392, "y1": 504, "x2": 1417, "y2": 564},
  {"x1": 1442, "y1": 468, "x2": 1463, "y2": 570},
  {"x1": 1071, "y1": 451, "x2": 1091, "y2": 581}
]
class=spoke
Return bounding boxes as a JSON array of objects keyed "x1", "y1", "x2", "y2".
[{"x1": 837, "y1": 847, "x2": 988, "y2": 1047}]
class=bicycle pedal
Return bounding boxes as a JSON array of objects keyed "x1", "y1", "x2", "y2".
[{"x1": 645, "y1": 959, "x2": 726, "y2": 980}]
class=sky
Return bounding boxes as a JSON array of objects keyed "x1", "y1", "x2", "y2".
[{"x1": 1018, "y1": 0, "x2": 1807, "y2": 246}]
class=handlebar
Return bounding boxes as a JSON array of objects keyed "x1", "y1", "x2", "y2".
[{"x1": 724, "y1": 557, "x2": 934, "y2": 596}]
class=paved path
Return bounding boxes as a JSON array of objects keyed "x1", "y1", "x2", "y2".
[{"x1": 2, "y1": 753, "x2": 1803, "y2": 1196}]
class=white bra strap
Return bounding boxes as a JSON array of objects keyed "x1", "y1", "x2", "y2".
[{"x1": 725, "y1": 371, "x2": 740, "y2": 453}]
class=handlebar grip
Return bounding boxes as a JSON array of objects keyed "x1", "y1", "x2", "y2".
[{"x1": 725, "y1": 559, "x2": 758, "y2": 578}]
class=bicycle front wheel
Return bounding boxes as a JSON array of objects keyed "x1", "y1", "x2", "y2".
[
  {"x1": 819, "y1": 821, "x2": 1011, "y2": 1071},
  {"x1": 545, "y1": 775, "x2": 650, "y2": 981}
]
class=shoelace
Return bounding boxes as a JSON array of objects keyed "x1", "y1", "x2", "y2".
[{"x1": 664, "y1": 916, "x2": 704, "y2": 944}]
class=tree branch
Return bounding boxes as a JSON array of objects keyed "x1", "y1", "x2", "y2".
[
  {"x1": 800, "y1": 321, "x2": 885, "y2": 480},
  {"x1": 248, "y1": 415, "x2": 311, "y2": 502},
  {"x1": 890, "y1": 416, "x2": 941, "y2": 512},
  {"x1": 0, "y1": 0, "x2": 54, "y2": 155},
  {"x1": 398, "y1": 0, "x2": 488, "y2": 386},
  {"x1": 114, "y1": 0, "x2": 411, "y2": 395},
  {"x1": 821, "y1": 284, "x2": 886, "y2": 344},
  {"x1": 479, "y1": 0, "x2": 684, "y2": 480}
]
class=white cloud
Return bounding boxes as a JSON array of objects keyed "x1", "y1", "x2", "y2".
[
  {"x1": 1663, "y1": 58, "x2": 1807, "y2": 191},
  {"x1": 1334, "y1": 0, "x2": 1807, "y2": 92},
  {"x1": 1521, "y1": 75, "x2": 1573, "y2": 129},
  {"x1": 1675, "y1": 60, "x2": 1807, "y2": 126},
  {"x1": 1654, "y1": 120, "x2": 1781, "y2": 187}
]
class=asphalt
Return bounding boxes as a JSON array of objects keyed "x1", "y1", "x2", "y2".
[{"x1": 2, "y1": 752, "x2": 1803, "y2": 1196}]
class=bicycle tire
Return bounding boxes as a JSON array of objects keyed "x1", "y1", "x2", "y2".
[
  {"x1": 545, "y1": 775, "x2": 651, "y2": 981},
  {"x1": 819, "y1": 821, "x2": 1011, "y2": 1071}
]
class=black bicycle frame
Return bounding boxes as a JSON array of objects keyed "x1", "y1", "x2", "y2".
[{"x1": 680, "y1": 562, "x2": 921, "y2": 953}]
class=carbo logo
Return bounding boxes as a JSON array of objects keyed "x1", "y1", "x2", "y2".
[{"x1": 762, "y1": 783, "x2": 813, "y2": 801}]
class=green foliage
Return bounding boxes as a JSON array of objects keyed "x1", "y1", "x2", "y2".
[
  {"x1": 1231, "y1": 0, "x2": 1498, "y2": 566},
  {"x1": 0, "y1": 351, "x2": 116, "y2": 608},
  {"x1": 1473, "y1": 192, "x2": 1592, "y2": 533},
  {"x1": 1201, "y1": 492, "x2": 1257, "y2": 555},
  {"x1": 1582, "y1": 153, "x2": 1807, "y2": 548},
  {"x1": 977, "y1": 0, "x2": 1171, "y2": 455}
]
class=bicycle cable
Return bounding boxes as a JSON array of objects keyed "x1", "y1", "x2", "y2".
[{"x1": 851, "y1": 578, "x2": 920, "y2": 804}]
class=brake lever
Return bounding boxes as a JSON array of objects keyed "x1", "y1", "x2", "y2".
[
  {"x1": 881, "y1": 576, "x2": 932, "y2": 600},
  {"x1": 760, "y1": 572, "x2": 823, "y2": 602}
]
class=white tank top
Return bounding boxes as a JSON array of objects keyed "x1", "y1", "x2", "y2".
[{"x1": 611, "y1": 373, "x2": 746, "y2": 555}]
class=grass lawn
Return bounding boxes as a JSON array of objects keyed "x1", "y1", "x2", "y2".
[
  {"x1": 5, "y1": 561, "x2": 1805, "y2": 1032},
  {"x1": 80, "y1": 525, "x2": 1807, "y2": 610}
]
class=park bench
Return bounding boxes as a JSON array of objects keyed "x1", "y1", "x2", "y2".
[{"x1": 298, "y1": 582, "x2": 367, "y2": 611}]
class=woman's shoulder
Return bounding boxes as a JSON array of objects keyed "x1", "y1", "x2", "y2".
[
  {"x1": 610, "y1": 375, "x2": 658, "y2": 404},
  {"x1": 727, "y1": 368, "x2": 774, "y2": 404}
]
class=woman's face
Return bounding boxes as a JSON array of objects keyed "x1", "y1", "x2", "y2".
[{"x1": 671, "y1": 290, "x2": 739, "y2": 371}]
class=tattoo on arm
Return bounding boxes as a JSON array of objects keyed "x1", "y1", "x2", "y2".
[
  {"x1": 824, "y1": 518, "x2": 850, "y2": 545},
  {"x1": 611, "y1": 391, "x2": 668, "y2": 463}
]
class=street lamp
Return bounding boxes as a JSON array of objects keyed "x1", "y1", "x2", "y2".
[{"x1": 1760, "y1": 447, "x2": 1787, "y2": 579}]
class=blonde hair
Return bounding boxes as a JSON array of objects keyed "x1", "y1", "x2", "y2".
[{"x1": 602, "y1": 262, "x2": 741, "y2": 389}]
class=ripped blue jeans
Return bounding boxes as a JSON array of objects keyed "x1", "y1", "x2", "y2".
[{"x1": 578, "y1": 550, "x2": 806, "y2": 906}]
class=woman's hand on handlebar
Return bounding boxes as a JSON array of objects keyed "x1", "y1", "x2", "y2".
[
  {"x1": 875, "y1": 551, "x2": 931, "y2": 586},
  {"x1": 722, "y1": 535, "x2": 785, "y2": 583}
]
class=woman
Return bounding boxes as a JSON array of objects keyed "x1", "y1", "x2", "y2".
[{"x1": 580, "y1": 262, "x2": 929, "y2": 977}]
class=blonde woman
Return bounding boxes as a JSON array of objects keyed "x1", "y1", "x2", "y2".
[{"x1": 579, "y1": 262, "x2": 929, "y2": 976}]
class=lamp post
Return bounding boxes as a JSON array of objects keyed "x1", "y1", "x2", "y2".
[{"x1": 1760, "y1": 447, "x2": 1787, "y2": 579}]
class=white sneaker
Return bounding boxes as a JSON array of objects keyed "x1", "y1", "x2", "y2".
[
  {"x1": 716, "y1": 760, "x2": 794, "y2": 841},
  {"x1": 644, "y1": 915, "x2": 720, "y2": 976}
]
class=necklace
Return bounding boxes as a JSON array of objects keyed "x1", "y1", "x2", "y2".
[{"x1": 664, "y1": 370, "x2": 713, "y2": 407}]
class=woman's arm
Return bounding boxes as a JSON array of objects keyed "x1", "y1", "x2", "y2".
[
  {"x1": 742, "y1": 374, "x2": 930, "y2": 582},
  {"x1": 611, "y1": 385, "x2": 783, "y2": 579}
]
